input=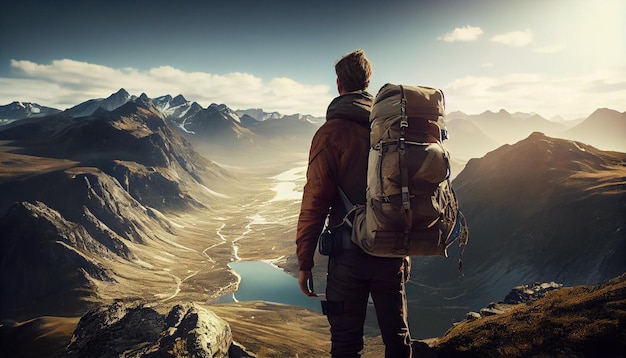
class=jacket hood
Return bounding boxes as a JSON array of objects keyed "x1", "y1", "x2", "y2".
[{"x1": 325, "y1": 91, "x2": 373, "y2": 127}]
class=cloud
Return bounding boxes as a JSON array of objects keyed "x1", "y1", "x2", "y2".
[
  {"x1": 1, "y1": 59, "x2": 332, "y2": 116},
  {"x1": 442, "y1": 65, "x2": 626, "y2": 119},
  {"x1": 490, "y1": 29, "x2": 533, "y2": 47},
  {"x1": 437, "y1": 26, "x2": 484, "y2": 42},
  {"x1": 4, "y1": 59, "x2": 624, "y2": 122}
]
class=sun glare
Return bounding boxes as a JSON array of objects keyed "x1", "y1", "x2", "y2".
[{"x1": 572, "y1": 1, "x2": 625, "y2": 65}]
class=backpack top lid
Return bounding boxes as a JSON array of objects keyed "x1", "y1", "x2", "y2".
[{"x1": 370, "y1": 83, "x2": 445, "y2": 126}]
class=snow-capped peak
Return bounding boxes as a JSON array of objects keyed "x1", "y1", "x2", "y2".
[{"x1": 100, "y1": 88, "x2": 131, "y2": 111}]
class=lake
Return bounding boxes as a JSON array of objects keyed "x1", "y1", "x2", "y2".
[{"x1": 214, "y1": 260, "x2": 322, "y2": 313}]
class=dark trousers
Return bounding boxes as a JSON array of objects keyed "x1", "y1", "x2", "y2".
[{"x1": 324, "y1": 246, "x2": 412, "y2": 358}]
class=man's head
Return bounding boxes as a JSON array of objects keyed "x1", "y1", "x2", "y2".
[{"x1": 335, "y1": 49, "x2": 372, "y2": 94}]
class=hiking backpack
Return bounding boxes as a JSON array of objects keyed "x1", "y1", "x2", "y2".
[{"x1": 347, "y1": 84, "x2": 469, "y2": 268}]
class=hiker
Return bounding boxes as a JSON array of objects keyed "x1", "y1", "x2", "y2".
[{"x1": 296, "y1": 49, "x2": 412, "y2": 358}]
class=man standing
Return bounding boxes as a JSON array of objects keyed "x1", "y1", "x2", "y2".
[{"x1": 296, "y1": 49, "x2": 412, "y2": 358}]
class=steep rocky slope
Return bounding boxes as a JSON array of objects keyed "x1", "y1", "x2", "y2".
[{"x1": 0, "y1": 98, "x2": 235, "y2": 320}]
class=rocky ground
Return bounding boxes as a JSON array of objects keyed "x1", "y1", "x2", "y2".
[
  {"x1": 6, "y1": 273, "x2": 624, "y2": 357},
  {"x1": 432, "y1": 273, "x2": 626, "y2": 357}
]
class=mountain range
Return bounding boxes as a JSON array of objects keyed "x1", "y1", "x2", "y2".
[
  {"x1": 3, "y1": 89, "x2": 624, "y2": 163},
  {"x1": 0, "y1": 101, "x2": 61, "y2": 125},
  {"x1": 0, "y1": 89, "x2": 323, "y2": 153},
  {"x1": 0, "y1": 90, "x2": 624, "y2": 355},
  {"x1": 445, "y1": 108, "x2": 626, "y2": 161},
  {"x1": 0, "y1": 97, "x2": 234, "y2": 319}
]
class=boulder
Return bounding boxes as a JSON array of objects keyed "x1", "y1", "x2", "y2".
[
  {"x1": 503, "y1": 281, "x2": 563, "y2": 304},
  {"x1": 64, "y1": 301, "x2": 255, "y2": 357}
]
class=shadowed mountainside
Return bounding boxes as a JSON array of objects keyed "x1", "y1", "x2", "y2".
[
  {"x1": 0, "y1": 95, "x2": 231, "y2": 213},
  {"x1": 453, "y1": 132, "x2": 625, "y2": 286},
  {"x1": 392, "y1": 132, "x2": 626, "y2": 339},
  {"x1": 0, "y1": 97, "x2": 235, "y2": 320}
]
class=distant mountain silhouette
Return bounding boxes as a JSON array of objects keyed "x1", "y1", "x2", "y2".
[
  {"x1": 443, "y1": 108, "x2": 626, "y2": 161},
  {"x1": 179, "y1": 104, "x2": 321, "y2": 157},
  {"x1": 445, "y1": 117, "x2": 500, "y2": 161},
  {"x1": 243, "y1": 113, "x2": 321, "y2": 149},
  {"x1": 238, "y1": 113, "x2": 261, "y2": 127},
  {"x1": 7, "y1": 90, "x2": 622, "y2": 161},
  {"x1": 235, "y1": 108, "x2": 282, "y2": 122},
  {"x1": 0, "y1": 101, "x2": 60, "y2": 123},
  {"x1": 560, "y1": 108, "x2": 626, "y2": 152},
  {"x1": 178, "y1": 104, "x2": 322, "y2": 154},
  {"x1": 11, "y1": 89, "x2": 324, "y2": 154},
  {"x1": 450, "y1": 109, "x2": 569, "y2": 147},
  {"x1": 182, "y1": 103, "x2": 257, "y2": 144},
  {"x1": 151, "y1": 94, "x2": 203, "y2": 127}
]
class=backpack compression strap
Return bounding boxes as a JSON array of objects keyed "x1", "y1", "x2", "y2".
[{"x1": 399, "y1": 85, "x2": 412, "y2": 250}]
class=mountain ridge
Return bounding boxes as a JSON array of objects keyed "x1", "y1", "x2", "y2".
[
  {"x1": 2, "y1": 89, "x2": 623, "y2": 155},
  {"x1": 0, "y1": 101, "x2": 61, "y2": 122},
  {"x1": 446, "y1": 132, "x2": 624, "y2": 287},
  {"x1": 0, "y1": 100, "x2": 237, "y2": 320}
]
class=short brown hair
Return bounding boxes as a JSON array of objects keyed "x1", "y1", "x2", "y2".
[{"x1": 335, "y1": 49, "x2": 372, "y2": 92}]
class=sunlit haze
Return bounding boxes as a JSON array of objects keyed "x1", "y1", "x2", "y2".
[{"x1": 1, "y1": 0, "x2": 624, "y2": 120}]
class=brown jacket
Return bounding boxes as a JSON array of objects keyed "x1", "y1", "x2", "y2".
[{"x1": 296, "y1": 91, "x2": 373, "y2": 271}]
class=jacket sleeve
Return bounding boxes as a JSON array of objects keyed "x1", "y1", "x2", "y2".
[{"x1": 295, "y1": 127, "x2": 339, "y2": 271}]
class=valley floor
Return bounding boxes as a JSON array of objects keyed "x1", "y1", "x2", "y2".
[{"x1": 2, "y1": 149, "x2": 348, "y2": 356}]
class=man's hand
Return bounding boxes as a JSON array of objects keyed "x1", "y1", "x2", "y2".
[{"x1": 298, "y1": 270, "x2": 317, "y2": 297}]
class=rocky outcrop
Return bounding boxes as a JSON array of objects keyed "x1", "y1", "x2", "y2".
[
  {"x1": 503, "y1": 281, "x2": 563, "y2": 304},
  {"x1": 427, "y1": 273, "x2": 626, "y2": 357},
  {"x1": 65, "y1": 302, "x2": 255, "y2": 358},
  {"x1": 463, "y1": 281, "x2": 564, "y2": 319}
]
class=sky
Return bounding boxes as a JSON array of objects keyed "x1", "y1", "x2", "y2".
[{"x1": 1, "y1": 0, "x2": 624, "y2": 120}]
